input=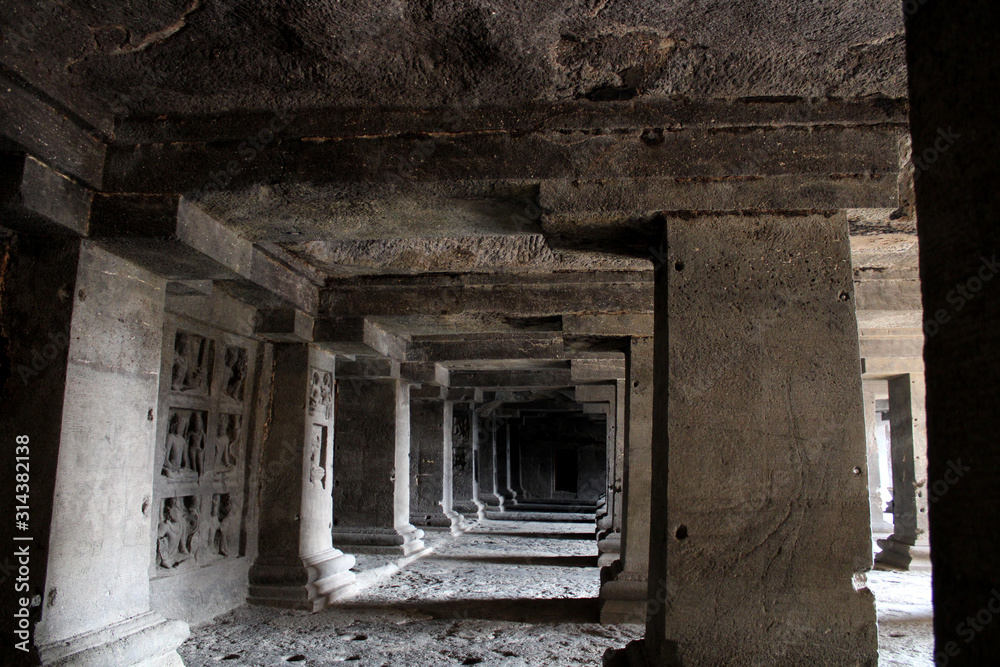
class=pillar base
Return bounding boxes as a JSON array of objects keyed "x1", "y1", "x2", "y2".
[
  {"x1": 599, "y1": 561, "x2": 648, "y2": 624},
  {"x1": 874, "y1": 536, "x2": 932, "y2": 571},
  {"x1": 597, "y1": 532, "x2": 621, "y2": 568},
  {"x1": 453, "y1": 499, "x2": 486, "y2": 521},
  {"x1": 37, "y1": 611, "x2": 189, "y2": 667},
  {"x1": 332, "y1": 525, "x2": 427, "y2": 556},
  {"x1": 410, "y1": 509, "x2": 469, "y2": 536},
  {"x1": 479, "y1": 492, "x2": 505, "y2": 511},
  {"x1": 248, "y1": 548, "x2": 357, "y2": 612},
  {"x1": 603, "y1": 639, "x2": 659, "y2": 667}
]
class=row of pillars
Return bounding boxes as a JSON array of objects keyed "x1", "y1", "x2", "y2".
[{"x1": 5, "y1": 210, "x2": 886, "y2": 665}]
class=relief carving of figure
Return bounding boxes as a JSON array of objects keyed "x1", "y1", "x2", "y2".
[
  {"x1": 213, "y1": 415, "x2": 242, "y2": 476},
  {"x1": 321, "y1": 372, "x2": 334, "y2": 420},
  {"x1": 308, "y1": 430, "x2": 325, "y2": 486},
  {"x1": 308, "y1": 370, "x2": 322, "y2": 416},
  {"x1": 222, "y1": 347, "x2": 247, "y2": 401},
  {"x1": 172, "y1": 333, "x2": 212, "y2": 394},
  {"x1": 187, "y1": 412, "x2": 207, "y2": 476},
  {"x1": 209, "y1": 494, "x2": 236, "y2": 557},
  {"x1": 162, "y1": 412, "x2": 196, "y2": 479},
  {"x1": 184, "y1": 499, "x2": 201, "y2": 561},
  {"x1": 171, "y1": 336, "x2": 190, "y2": 391},
  {"x1": 156, "y1": 498, "x2": 191, "y2": 568}
]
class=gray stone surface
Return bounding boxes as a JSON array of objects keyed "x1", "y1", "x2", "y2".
[
  {"x1": 644, "y1": 213, "x2": 877, "y2": 665},
  {"x1": 332, "y1": 377, "x2": 425, "y2": 556},
  {"x1": 600, "y1": 336, "x2": 654, "y2": 624},
  {"x1": 30, "y1": 243, "x2": 189, "y2": 666}
]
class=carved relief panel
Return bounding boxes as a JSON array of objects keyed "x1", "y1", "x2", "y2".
[
  {"x1": 308, "y1": 367, "x2": 334, "y2": 490},
  {"x1": 153, "y1": 320, "x2": 257, "y2": 576}
]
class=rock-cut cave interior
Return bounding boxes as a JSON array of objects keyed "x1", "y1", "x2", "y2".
[{"x1": 1, "y1": 1, "x2": 996, "y2": 666}]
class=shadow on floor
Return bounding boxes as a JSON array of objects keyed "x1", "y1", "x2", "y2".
[
  {"x1": 335, "y1": 597, "x2": 601, "y2": 624},
  {"x1": 428, "y1": 554, "x2": 599, "y2": 568}
]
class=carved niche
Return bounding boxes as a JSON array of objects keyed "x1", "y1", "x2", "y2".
[
  {"x1": 171, "y1": 333, "x2": 214, "y2": 395},
  {"x1": 308, "y1": 368, "x2": 334, "y2": 420},
  {"x1": 155, "y1": 322, "x2": 256, "y2": 575},
  {"x1": 221, "y1": 346, "x2": 248, "y2": 401}
]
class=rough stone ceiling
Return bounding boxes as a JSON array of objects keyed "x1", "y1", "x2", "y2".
[{"x1": 2, "y1": 0, "x2": 906, "y2": 128}]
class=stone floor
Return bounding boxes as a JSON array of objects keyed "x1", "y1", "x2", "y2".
[
  {"x1": 178, "y1": 522, "x2": 934, "y2": 666},
  {"x1": 869, "y1": 568, "x2": 935, "y2": 666}
]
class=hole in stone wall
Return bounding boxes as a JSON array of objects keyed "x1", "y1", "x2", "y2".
[
  {"x1": 675, "y1": 524, "x2": 688, "y2": 540},
  {"x1": 675, "y1": 261, "x2": 685, "y2": 272}
]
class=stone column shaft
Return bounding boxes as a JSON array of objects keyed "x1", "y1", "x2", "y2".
[
  {"x1": 637, "y1": 213, "x2": 877, "y2": 665},
  {"x1": 477, "y1": 412, "x2": 505, "y2": 510},
  {"x1": 876, "y1": 373, "x2": 930, "y2": 570},
  {"x1": 600, "y1": 336, "x2": 654, "y2": 624},
  {"x1": 248, "y1": 345, "x2": 355, "y2": 611},
  {"x1": 410, "y1": 399, "x2": 465, "y2": 534},
  {"x1": 0, "y1": 240, "x2": 188, "y2": 666},
  {"x1": 863, "y1": 382, "x2": 893, "y2": 536},
  {"x1": 451, "y1": 403, "x2": 485, "y2": 520},
  {"x1": 332, "y1": 377, "x2": 425, "y2": 556}
]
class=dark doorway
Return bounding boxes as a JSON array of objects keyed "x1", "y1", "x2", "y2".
[{"x1": 554, "y1": 448, "x2": 579, "y2": 494}]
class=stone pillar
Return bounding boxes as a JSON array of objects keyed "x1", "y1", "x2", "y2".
[
  {"x1": 451, "y1": 403, "x2": 485, "y2": 520},
  {"x1": 496, "y1": 418, "x2": 518, "y2": 506},
  {"x1": 410, "y1": 398, "x2": 465, "y2": 534},
  {"x1": 600, "y1": 336, "x2": 654, "y2": 624},
  {"x1": 248, "y1": 345, "x2": 356, "y2": 611},
  {"x1": 332, "y1": 373, "x2": 426, "y2": 556},
  {"x1": 637, "y1": 213, "x2": 877, "y2": 665},
  {"x1": 477, "y1": 412, "x2": 505, "y2": 510},
  {"x1": 598, "y1": 380, "x2": 626, "y2": 566},
  {"x1": 0, "y1": 239, "x2": 188, "y2": 666},
  {"x1": 907, "y1": 6, "x2": 1000, "y2": 661},
  {"x1": 509, "y1": 419, "x2": 526, "y2": 499},
  {"x1": 863, "y1": 381, "x2": 893, "y2": 536},
  {"x1": 875, "y1": 373, "x2": 930, "y2": 570}
]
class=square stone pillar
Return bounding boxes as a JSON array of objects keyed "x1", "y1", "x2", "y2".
[
  {"x1": 638, "y1": 213, "x2": 877, "y2": 665},
  {"x1": 875, "y1": 373, "x2": 930, "y2": 570},
  {"x1": 332, "y1": 374, "x2": 426, "y2": 556},
  {"x1": 248, "y1": 344, "x2": 356, "y2": 611},
  {"x1": 863, "y1": 381, "x2": 893, "y2": 536},
  {"x1": 508, "y1": 420, "x2": 526, "y2": 499},
  {"x1": 477, "y1": 412, "x2": 505, "y2": 510},
  {"x1": 0, "y1": 238, "x2": 188, "y2": 666},
  {"x1": 495, "y1": 418, "x2": 517, "y2": 505},
  {"x1": 597, "y1": 380, "x2": 627, "y2": 566},
  {"x1": 600, "y1": 336, "x2": 654, "y2": 624},
  {"x1": 452, "y1": 403, "x2": 485, "y2": 520},
  {"x1": 410, "y1": 398, "x2": 465, "y2": 534}
]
